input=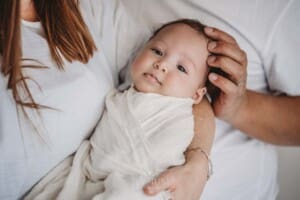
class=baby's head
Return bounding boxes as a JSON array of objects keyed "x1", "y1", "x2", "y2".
[{"x1": 131, "y1": 19, "x2": 209, "y2": 104}]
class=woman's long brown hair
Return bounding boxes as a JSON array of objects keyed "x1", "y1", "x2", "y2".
[{"x1": 0, "y1": 0, "x2": 96, "y2": 113}]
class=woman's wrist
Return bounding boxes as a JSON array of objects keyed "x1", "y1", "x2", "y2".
[{"x1": 184, "y1": 147, "x2": 212, "y2": 180}]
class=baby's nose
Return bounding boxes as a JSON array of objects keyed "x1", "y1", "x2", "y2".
[{"x1": 153, "y1": 61, "x2": 168, "y2": 73}]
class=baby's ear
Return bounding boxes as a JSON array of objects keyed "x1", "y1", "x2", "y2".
[{"x1": 192, "y1": 87, "x2": 207, "y2": 104}]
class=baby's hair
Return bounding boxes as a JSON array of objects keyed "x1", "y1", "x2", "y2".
[
  {"x1": 150, "y1": 18, "x2": 223, "y2": 101},
  {"x1": 150, "y1": 18, "x2": 208, "y2": 41}
]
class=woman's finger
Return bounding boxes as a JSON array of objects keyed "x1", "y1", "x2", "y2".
[
  {"x1": 207, "y1": 41, "x2": 247, "y2": 65},
  {"x1": 207, "y1": 55, "x2": 246, "y2": 86},
  {"x1": 143, "y1": 172, "x2": 175, "y2": 195},
  {"x1": 204, "y1": 27, "x2": 237, "y2": 44}
]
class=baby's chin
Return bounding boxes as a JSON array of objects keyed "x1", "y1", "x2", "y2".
[
  {"x1": 133, "y1": 84, "x2": 194, "y2": 99},
  {"x1": 133, "y1": 84, "x2": 158, "y2": 94}
]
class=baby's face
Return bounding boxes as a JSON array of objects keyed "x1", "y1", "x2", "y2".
[{"x1": 131, "y1": 23, "x2": 209, "y2": 102}]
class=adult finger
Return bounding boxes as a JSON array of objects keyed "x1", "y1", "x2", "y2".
[
  {"x1": 143, "y1": 171, "x2": 175, "y2": 196},
  {"x1": 207, "y1": 41, "x2": 247, "y2": 65},
  {"x1": 207, "y1": 55, "x2": 246, "y2": 86},
  {"x1": 208, "y1": 72, "x2": 237, "y2": 95},
  {"x1": 204, "y1": 27, "x2": 237, "y2": 44}
]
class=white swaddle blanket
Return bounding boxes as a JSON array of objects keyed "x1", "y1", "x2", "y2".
[{"x1": 26, "y1": 87, "x2": 194, "y2": 200}]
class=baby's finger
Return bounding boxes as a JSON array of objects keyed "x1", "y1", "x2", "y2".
[
  {"x1": 204, "y1": 27, "x2": 237, "y2": 44},
  {"x1": 208, "y1": 41, "x2": 247, "y2": 65}
]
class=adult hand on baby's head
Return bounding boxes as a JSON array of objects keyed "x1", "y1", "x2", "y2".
[
  {"x1": 204, "y1": 27, "x2": 248, "y2": 125},
  {"x1": 143, "y1": 157, "x2": 208, "y2": 200}
]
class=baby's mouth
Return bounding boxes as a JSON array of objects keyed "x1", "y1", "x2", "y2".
[{"x1": 143, "y1": 73, "x2": 162, "y2": 85}]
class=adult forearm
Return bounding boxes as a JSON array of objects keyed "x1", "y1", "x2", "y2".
[
  {"x1": 232, "y1": 90, "x2": 300, "y2": 145},
  {"x1": 184, "y1": 98, "x2": 215, "y2": 196},
  {"x1": 188, "y1": 98, "x2": 215, "y2": 154},
  {"x1": 186, "y1": 99, "x2": 215, "y2": 174}
]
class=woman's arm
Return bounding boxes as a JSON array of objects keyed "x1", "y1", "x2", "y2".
[
  {"x1": 184, "y1": 98, "x2": 215, "y2": 197},
  {"x1": 143, "y1": 98, "x2": 215, "y2": 200},
  {"x1": 205, "y1": 27, "x2": 300, "y2": 145}
]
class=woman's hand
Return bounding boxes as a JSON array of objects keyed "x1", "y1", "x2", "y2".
[
  {"x1": 204, "y1": 27, "x2": 248, "y2": 124},
  {"x1": 143, "y1": 153, "x2": 209, "y2": 200}
]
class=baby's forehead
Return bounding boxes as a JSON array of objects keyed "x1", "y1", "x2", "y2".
[
  {"x1": 155, "y1": 24, "x2": 207, "y2": 47},
  {"x1": 153, "y1": 24, "x2": 207, "y2": 45}
]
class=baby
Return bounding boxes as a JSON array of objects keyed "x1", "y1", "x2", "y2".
[{"x1": 26, "y1": 19, "x2": 210, "y2": 200}]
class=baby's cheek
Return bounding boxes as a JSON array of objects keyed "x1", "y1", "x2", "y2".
[
  {"x1": 177, "y1": 81, "x2": 196, "y2": 98},
  {"x1": 130, "y1": 61, "x2": 141, "y2": 76},
  {"x1": 130, "y1": 60, "x2": 138, "y2": 70},
  {"x1": 164, "y1": 82, "x2": 184, "y2": 97}
]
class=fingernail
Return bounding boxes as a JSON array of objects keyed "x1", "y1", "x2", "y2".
[
  {"x1": 209, "y1": 73, "x2": 218, "y2": 81},
  {"x1": 208, "y1": 41, "x2": 217, "y2": 50},
  {"x1": 144, "y1": 186, "x2": 155, "y2": 195},
  {"x1": 208, "y1": 55, "x2": 216, "y2": 63},
  {"x1": 205, "y1": 27, "x2": 213, "y2": 33}
]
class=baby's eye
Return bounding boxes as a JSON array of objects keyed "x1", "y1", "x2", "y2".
[
  {"x1": 177, "y1": 65, "x2": 187, "y2": 74},
  {"x1": 151, "y1": 48, "x2": 163, "y2": 56}
]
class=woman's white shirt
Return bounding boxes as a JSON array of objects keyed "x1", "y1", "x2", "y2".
[{"x1": 0, "y1": 0, "x2": 142, "y2": 199}]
